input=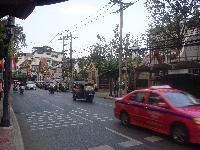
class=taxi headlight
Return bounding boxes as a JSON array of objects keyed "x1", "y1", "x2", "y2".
[{"x1": 193, "y1": 118, "x2": 200, "y2": 125}]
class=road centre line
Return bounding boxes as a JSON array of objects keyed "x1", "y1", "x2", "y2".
[{"x1": 105, "y1": 127, "x2": 143, "y2": 144}]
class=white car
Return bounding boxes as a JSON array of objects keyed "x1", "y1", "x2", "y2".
[{"x1": 25, "y1": 81, "x2": 36, "y2": 90}]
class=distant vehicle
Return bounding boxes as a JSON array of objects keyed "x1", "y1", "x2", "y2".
[
  {"x1": 114, "y1": 85, "x2": 200, "y2": 145},
  {"x1": 19, "y1": 86, "x2": 25, "y2": 94},
  {"x1": 13, "y1": 80, "x2": 18, "y2": 92},
  {"x1": 25, "y1": 81, "x2": 36, "y2": 90},
  {"x1": 13, "y1": 86, "x2": 18, "y2": 93},
  {"x1": 72, "y1": 81, "x2": 95, "y2": 103}
]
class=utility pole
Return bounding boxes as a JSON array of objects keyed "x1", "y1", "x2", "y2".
[
  {"x1": 61, "y1": 32, "x2": 77, "y2": 91},
  {"x1": 59, "y1": 31, "x2": 77, "y2": 85},
  {"x1": 69, "y1": 32, "x2": 73, "y2": 90},
  {"x1": 111, "y1": 0, "x2": 134, "y2": 97},
  {"x1": 59, "y1": 34, "x2": 68, "y2": 80},
  {"x1": 119, "y1": 2, "x2": 123, "y2": 97}
]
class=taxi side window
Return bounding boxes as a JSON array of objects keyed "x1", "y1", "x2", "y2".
[
  {"x1": 130, "y1": 92, "x2": 146, "y2": 103},
  {"x1": 148, "y1": 93, "x2": 163, "y2": 106}
]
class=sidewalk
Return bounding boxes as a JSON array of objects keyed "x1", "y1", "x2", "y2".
[
  {"x1": 95, "y1": 91, "x2": 124, "y2": 100},
  {"x1": 0, "y1": 94, "x2": 24, "y2": 150}
]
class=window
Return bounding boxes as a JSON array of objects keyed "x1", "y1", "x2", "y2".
[
  {"x1": 130, "y1": 92, "x2": 146, "y2": 103},
  {"x1": 162, "y1": 92, "x2": 200, "y2": 108},
  {"x1": 148, "y1": 93, "x2": 163, "y2": 106}
]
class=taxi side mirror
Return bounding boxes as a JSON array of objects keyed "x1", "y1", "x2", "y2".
[{"x1": 158, "y1": 102, "x2": 169, "y2": 109}]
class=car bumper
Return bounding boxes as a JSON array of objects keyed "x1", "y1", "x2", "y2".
[{"x1": 26, "y1": 87, "x2": 36, "y2": 90}]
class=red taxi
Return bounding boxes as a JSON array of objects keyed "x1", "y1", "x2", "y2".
[{"x1": 114, "y1": 85, "x2": 200, "y2": 145}]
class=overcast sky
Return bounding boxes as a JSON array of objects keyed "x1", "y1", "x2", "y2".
[{"x1": 16, "y1": 0, "x2": 149, "y2": 58}]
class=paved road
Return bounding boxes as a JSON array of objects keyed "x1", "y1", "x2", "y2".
[{"x1": 10, "y1": 88, "x2": 199, "y2": 150}]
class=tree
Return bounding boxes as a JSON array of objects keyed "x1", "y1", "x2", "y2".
[
  {"x1": 0, "y1": 18, "x2": 7, "y2": 59},
  {"x1": 13, "y1": 24, "x2": 27, "y2": 53},
  {"x1": 0, "y1": 17, "x2": 27, "y2": 59},
  {"x1": 145, "y1": 0, "x2": 200, "y2": 54}
]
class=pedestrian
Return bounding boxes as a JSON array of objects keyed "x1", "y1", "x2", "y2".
[
  {"x1": 114, "y1": 84, "x2": 118, "y2": 97},
  {"x1": 94, "y1": 83, "x2": 98, "y2": 92},
  {"x1": 0, "y1": 79, "x2": 3, "y2": 100}
]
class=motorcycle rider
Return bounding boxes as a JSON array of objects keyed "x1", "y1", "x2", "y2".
[
  {"x1": 19, "y1": 82, "x2": 25, "y2": 93},
  {"x1": 13, "y1": 81, "x2": 18, "y2": 92},
  {"x1": 49, "y1": 82, "x2": 54, "y2": 93}
]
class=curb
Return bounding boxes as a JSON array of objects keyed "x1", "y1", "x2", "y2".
[
  {"x1": 101, "y1": 96, "x2": 116, "y2": 100},
  {"x1": 10, "y1": 106, "x2": 25, "y2": 150}
]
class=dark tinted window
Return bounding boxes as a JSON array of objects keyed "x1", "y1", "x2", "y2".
[
  {"x1": 147, "y1": 93, "x2": 163, "y2": 106},
  {"x1": 129, "y1": 92, "x2": 146, "y2": 103}
]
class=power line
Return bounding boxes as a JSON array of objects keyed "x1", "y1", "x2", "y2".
[
  {"x1": 48, "y1": 2, "x2": 115, "y2": 44},
  {"x1": 48, "y1": 0, "x2": 140, "y2": 55}
]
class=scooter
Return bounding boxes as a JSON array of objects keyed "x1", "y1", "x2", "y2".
[
  {"x1": 19, "y1": 86, "x2": 25, "y2": 94},
  {"x1": 13, "y1": 86, "x2": 18, "y2": 93},
  {"x1": 49, "y1": 86, "x2": 54, "y2": 94}
]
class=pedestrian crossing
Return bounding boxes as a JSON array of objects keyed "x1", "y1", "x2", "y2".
[
  {"x1": 19, "y1": 98, "x2": 166, "y2": 149},
  {"x1": 21, "y1": 106, "x2": 114, "y2": 130},
  {"x1": 88, "y1": 135, "x2": 164, "y2": 150}
]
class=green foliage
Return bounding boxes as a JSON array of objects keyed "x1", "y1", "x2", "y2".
[
  {"x1": 0, "y1": 18, "x2": 27, "y2": 60},
  {"x1": 0, "y1": 18, "x2": 7, "y2": 59},
  {"x1": 100, "y1": 58, "x2": 118, "y2": 76},
  {"x1": 13, "y1": 24, "x2": 27, "y2": 53},
  {"x1": 145, "y1": 0, "x2": 200, "y2": 50},
  {"x1": 12, "y1": 73, "x2": 27, "y2": 79}
]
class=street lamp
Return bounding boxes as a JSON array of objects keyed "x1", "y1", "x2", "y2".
[{"x1": 1, "y1": 16, "x2": 15, "y2": 127}]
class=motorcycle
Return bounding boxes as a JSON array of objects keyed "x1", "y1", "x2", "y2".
[
  {"x1": 13, "y1": 86, "x2": 18, "y2": 93},
  {"x1": 49, "y1": 86, "x2": 54, "y2": 94},
  {"x1": 20, "y1": 86, "x2": 25, "y2": 94}
]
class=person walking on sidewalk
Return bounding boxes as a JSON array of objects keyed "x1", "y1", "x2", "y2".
[
  {"x1": 114, "y1": 84, "x2": 118, "y2": 97},
  {"x1": 0, "y1": 79, "x2": 3, "y2": 100}
]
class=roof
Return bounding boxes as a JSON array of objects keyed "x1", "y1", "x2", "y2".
[{"x1": 0, "y1": 0, "x2": 68, "y2": 19}]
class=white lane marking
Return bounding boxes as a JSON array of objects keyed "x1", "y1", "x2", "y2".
[
  {"x1": 69, "y1": 112, "x2": 93, "y2": 123},
  {"x1": 144, "y1": 136, "x2": 164, "y2": 142},
  {"x1": 88, "y1": 145, "x2": 114, "y2": 150},
  {"x1": 119, "y1": 140, "x2": 142, "y2": 147},
  {"x1": 105, "y1": 127, "x2": 143, "y2": 144},
  {"x1": 62, "y1": 125, "x2": 68, "y2": 127}
]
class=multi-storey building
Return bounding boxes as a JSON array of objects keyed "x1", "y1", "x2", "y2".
[
  {"x1": 136, "y1": 26, "x2": 200, "y2": 97},
  {"x1": 16, "y1": 46, "x2": 63, "y2": 81}
]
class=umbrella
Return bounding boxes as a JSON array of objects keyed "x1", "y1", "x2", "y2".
[{"x1": 0, "y1": 0, "x2": 68, "y2": 19}]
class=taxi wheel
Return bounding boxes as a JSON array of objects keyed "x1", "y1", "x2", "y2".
[
  {"x1": 171, "y1": 122, "x2": 188, "y2": 145},
  {"x1": 120, "y1": 111, "x2": 130, "y2": 126}
]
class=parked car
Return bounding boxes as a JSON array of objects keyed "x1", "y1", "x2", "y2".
[
  {"x1": 25, "y1": 81, "x2": 36, "y2": 90},
  {"x1": 114, "y1": 85, "x2": 200, "y2": 145}
]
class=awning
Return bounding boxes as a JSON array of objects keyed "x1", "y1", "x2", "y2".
[
  {"x1": 135, "y1": 65, "x2": 151, "y2": 72},
  {"x1": 0, "y1": 0, "x2": 68, "y2": 19},
  {"x1": 174, "y1": 61, "x2": 200, "y2": 69},
  {"x1": 152, "y1": 63, "x2": 172, "y2": 70}
]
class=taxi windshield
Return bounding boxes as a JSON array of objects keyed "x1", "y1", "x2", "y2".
[{"x1": 162, "y1": 92, "x2": 200, "y2": 108}]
